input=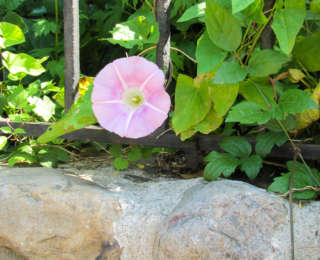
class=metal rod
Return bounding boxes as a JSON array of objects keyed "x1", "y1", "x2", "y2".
[{"x1": 63, "y1": 0, "x2": 80, "y2": 111}]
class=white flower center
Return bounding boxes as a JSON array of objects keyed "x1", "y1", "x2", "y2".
[{"x1": 123, "y1": 88, "x2": 145, "y2": 109}]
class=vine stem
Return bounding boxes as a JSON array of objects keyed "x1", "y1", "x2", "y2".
[
  {"x1": 244, "y1": 9, "x2": 274, "y2": 64},
  {"x1": 289, "y1": 152, "x2": 297, "y2": 260},
  {"x1": 138, "y1": 45, "x2": 197, "y2": 64}
]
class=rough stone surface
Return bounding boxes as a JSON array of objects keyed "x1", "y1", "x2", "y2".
[{"x1": 0, "y1": 167, "x2": 319, "y2": 260}]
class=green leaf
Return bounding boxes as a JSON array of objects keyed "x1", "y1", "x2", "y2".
[
  {"x1": 113, "y1": 157, "x2": 129, "y2": 170},
  {"x1": 0, "y1": 127, "x2": 12, "y2": 134},
  {"x1": 204, "y1": 151, "x2": 240, "y2": 180},
  {"x1": 213, "y1": 61, "x2": 247, "y2": 84},
  {"x1": 8, "y1": 152, "x2": 37, "y2": 167},
  {"x1": 268, "y1": 161, "x2": 320, "y2": 199},
  {"x1": 109, "y1": 143, "x2": 122, "y2": 158},
  {"x1": 232, "y1": 0, "x2": 255, "y2": 13},
  {"x1": 33, "y1": 19, "x2": 56, "y2": 38},
  {"x1": 220, "y1": 136, "x2": 252, "y2": 157},
  {"x1": 107, "y1": 11, "x2": 159, "y2": 49},
  {"x1": 271, "y1": 7, "x2": 305, "y2": 54},
  {"x1": 37, "y1": 85, "x2": 97, "y2": 144},
  {"x1": 180, "y1": 129, "x2": 197, "y2": 141},
  {"x1": 265, "y1": 115, "x2": 297, "y2": 132},
  {"x1": 0, "y1": 136, "x2": 8, "y2": 150},
  {"x1": 209, "y1": 83, "x2": 239, "y2": 116},
  {"x1": 196, "y1": 31, "x2": 227, "y2": 74},
  {"x1": 248, "y1": 50, "x2": 290, "y2": 77},
  {"x1": 3, "y1": 11, "x2": 28, "y2": 33},
  {"x1": 311, "y1": 0, "x2": 320, "y2": 15},
  {"x1": 255, "y1": 132, "x2": 287, "y2": 157},
  {"x1": 226, "y1": 101, "x2": 272, "y2": 124},
  {"x1": 239, "y1": 80, "x2": 276, "y2": 110},
  {"x1": 13, "y1": 128, "x2": 26, "y2": 134},
  {"x1": 0, "y1": 0, "x2": 25, "y2": 10},
  {"x1": 172, "y1": 74, "x2": 212, "y2": 134},
  {"x1": 240, "y1": 154, "x2": 263, "y2": 179},
  {"x1": 127, "y1": 146, "x2": 142, "y2": 162},
  {"x1": 279, "y1": 89, "x2": 318, "y2": 114},
  {"x1": 293, "y1": 31, "x2": 320, "y2": 72},
  {"x1": 7, "y1": 85, "x2": 29, "y2": 109},
  {"x1": 27, "y1": 96, "x2": 55, "y2": 121},
  {"x1": 177, "y1": 2, "x2": 206, "y2": 22},
  {"x1": 0, "y1": 22, "x2": 25, "y2": 49},
  {"x1": 193, "y1": 107, "x2": 224, "y2": 134},
  {"x1": 37, "y1": 147, "x2": 69, "y2": 168},
  {"x1": 240, "y1": 0, "x2": 267, "y2": 24},
  {"x1": 2, "y1": 51, "x2": 46, "y2": 76},
  {"x1": 205, "y1": 0, "x2": 242, "y2": 51}
]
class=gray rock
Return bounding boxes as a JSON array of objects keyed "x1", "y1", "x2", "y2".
[
  {"x1": 0, "y1": 167, "x2": 319, "y2": 260},
  {"x1": 154, "y1": 180, "x2": 320, "y2": 260}
]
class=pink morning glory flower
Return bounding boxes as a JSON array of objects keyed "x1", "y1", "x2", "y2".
[{"x1": 91, "y1": 56, "x2": 171, "y2": 139}]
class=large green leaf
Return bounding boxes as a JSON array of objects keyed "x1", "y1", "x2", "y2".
[
  {"x1": 220, "y1": 136, "x2": 252, "y2": 157},
  {"x1": 279, "y1": 89, "x2": 318, "y2": 114},
  {"x1": 232, "y1": 0, "x2": 255, "y2": 13},
  {"x1": 196, "y1": 31, "x2": 227, "y2": 74},
  {"x1": 204, "y1": 151, "x2": 240, "y2": 180},
  {"x1": 271, "y1": 5, "x2": 305, "y2": 55},
  {"x1": 209, "y1": 83, "x2": 239, "y2": 116},
  {"x1": 213, "y1": 61, "x2": 247, "y2": 84},
  {"x1": 240, "y1": 154, "x2": 263, "y2": 179},
  {"x1": 293, "y1": 31, "x2": 320, "y2": 72},
  {"x1": 172, "y1": 74, "x2": 212, "y2": 134},
  {"x1": 2, "y1": 51, "x2": 46, "y2": 76},
  {"x1": 226, "y1": 101, "x2": 272, "y2": 124},
  {"x1": 37, "y1": 85, "x2": 97, "y2": 144},
  {"x1": 239, "y1": 80, "x2": 276, "y2": 110},
  {"x1": 0, "y1": 22, "x2": 25, "y2": 49},
  {"x1": 193, "y1": 107, "x2": 223, "y2": 134},
  {"x1": 205, "y1": 0, "x2": 242, "y2": 51},
  {"x1": 248, "y1": 50, "x2": 290, "y2": 77},
  {"x1": 177, "y1": 2, "x2": 206, "y2": 22},
  {"x1": 255, "y1": 132, "x2": 287, "y2": 157}
]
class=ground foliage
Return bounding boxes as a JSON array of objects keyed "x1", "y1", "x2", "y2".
[{"x1": 0, "y1": 0, "x2": 320, "y2": 199}]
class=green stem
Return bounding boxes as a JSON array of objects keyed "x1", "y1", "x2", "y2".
[
  {"x1": 244, "y1": 11, "x2": 274, "y2": 64},
  {"x1": 55, "y1": 0, "x2": 59, "y2": 60}
]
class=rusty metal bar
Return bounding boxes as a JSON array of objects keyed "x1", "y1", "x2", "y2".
[
  {"x1": 63, "y1": 0, "x2": 80, "y2": 111},
  {"x1": 156, "y1": 0, "x2": 171, "y2": 76}
]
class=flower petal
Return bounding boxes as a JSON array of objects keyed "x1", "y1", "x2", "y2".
[
  {"x1": 92, "y1": 63, "x2": 125, "y2": 103},
  {"x1": 92, "y1": 103, "x2": 130, "y2": 137},
  {"x1": 125, "y1": 91, "x2": 171, "y2": 138},
  {"x1": 113, "y1": 56, "x2": 165, "y2": 92}
]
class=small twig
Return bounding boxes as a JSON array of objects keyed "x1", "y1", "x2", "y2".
[
  {"x1": 279, "y1": 186, "x2": 320, "y2": 197},
  {"x1": 164, "y1": 59, "x2": 173, "y2": 89},
  {"x1": 263, "y1": 160, "x2": 287, "y2": 169},
  {"x1": 37, "y1": 144, "x2": 80, "y2": 158},
  {"x1": 156, "y1": 127, "x2": 173, "y2": 139}
]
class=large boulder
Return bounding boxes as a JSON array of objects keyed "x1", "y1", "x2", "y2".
[{"x1": 0, "y1": 167, "x2": 319, "y2": 260}]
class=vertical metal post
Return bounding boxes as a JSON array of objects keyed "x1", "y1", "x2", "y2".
[
  {"x1": 64, "y1": 0, "x2": 80, "y2": 112},
  {"x1": 156, "y1": 0, "x2": 171, "y2": 77}
]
